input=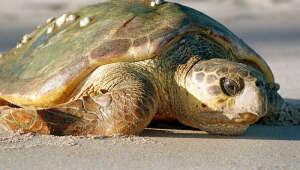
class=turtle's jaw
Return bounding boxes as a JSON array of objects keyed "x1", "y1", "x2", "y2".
[
  {"x1": 193, "y1": 112, "x2": 259, "y2": 135},
  {"x1": 194, "y1": 111, "x2": 260, "y2": 125},
  {"x1": 175, "y1": 110, "x2": 261, "y2": 135},
  {"x1": 197, "y1": 123, "x2": 250, "y2": 136},
  {"x1": 192, "y1": 84, "x2": 266, "y2": 135},
  {"x1": 232, "y1": 112, "x2": 259, "y2": 124}
]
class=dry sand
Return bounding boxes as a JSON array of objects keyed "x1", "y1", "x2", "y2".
[{"x1": 1, "y1": 1, "x2": 300, "y2": 170}]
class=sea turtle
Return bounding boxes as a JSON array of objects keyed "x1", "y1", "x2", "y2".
[{"x1": 0, "y1": 0, "x2": 298, "y2": 136}]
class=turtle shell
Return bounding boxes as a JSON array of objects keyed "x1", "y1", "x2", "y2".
[{"x1": 0, "y1": 0, "x2": 274, "y2": 108}]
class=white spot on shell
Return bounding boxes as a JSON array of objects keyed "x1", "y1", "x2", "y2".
[
  {"x1": 0, "y1": 53, "x2": 3, "y2": 58},
  {"x1": 46, "y1": 17, "x2": 55, "y2": 24},
  {"x1": 56, "y1": 14, "x2": 67, "y2": 27},
  {"x1": 66, "y1": 14, "x2": 78, "y2": 22},
  {"x1": 151, "y1": 0, "x2": 163, "y2": 6},
  {"x1": 21, "y1": 34, "x2": 31, "y2": 43},
  {"x1": 80, "y1": 17, "x2": 92, "y2": 27},
  {"x1": 47, "y1": 25, "x2": 55, "y2": 34},
  {"x1": 150, "y1": 1, "x2": 156, "y2": 7},
  {"x1": 16, "y1": 41, "x2": 22, "y2": 48}
]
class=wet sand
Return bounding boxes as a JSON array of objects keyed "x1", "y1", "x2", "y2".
[{"x1": 1, "y1": 1, "x2": 300, "y2": 170}]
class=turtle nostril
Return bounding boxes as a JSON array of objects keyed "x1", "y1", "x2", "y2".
[{"x1": 255, "y1": 80, "x2": 264, "y2": 87}]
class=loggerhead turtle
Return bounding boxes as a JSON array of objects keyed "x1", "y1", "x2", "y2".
[{"x1": 0, "y1": 0, "x2": 299, "y2": 136}]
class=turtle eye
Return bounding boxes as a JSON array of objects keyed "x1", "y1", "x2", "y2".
[{"x1": 220, "y1": 77, "x2": 244, "y2": 96}]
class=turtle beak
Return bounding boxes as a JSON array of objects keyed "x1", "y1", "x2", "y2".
[{"x1": 233, "y1": 112, "x2": 259, "y2": 124}]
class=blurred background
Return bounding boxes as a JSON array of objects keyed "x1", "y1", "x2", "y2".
[{"x1": 0, "y1": 0, "x2": 299, "y2": 100}]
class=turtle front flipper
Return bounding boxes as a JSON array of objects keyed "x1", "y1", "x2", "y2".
[
  {"x1": 258, "y1": 88, "x2": 300, "y2": 126},
  {"x1": 0, "y1": 65, "x2": 158, "y2": 136},
  {"x1": 56, "y1": 65, "x2": 159, "y2": 136}
]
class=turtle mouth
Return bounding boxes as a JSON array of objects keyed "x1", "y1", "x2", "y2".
[
  {"x1": 199, "y1": 112, "x2": 260, "y2": 125},
  {"x1": 196, "y1": 112, "x2": 259, "y2": 135},
  {"x1": 231, "y1": 112, "x2": 259, "y2": 124}
]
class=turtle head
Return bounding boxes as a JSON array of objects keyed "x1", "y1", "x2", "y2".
[{"x1": 178, "y1": 58, "x2": 270, "y2": 135}]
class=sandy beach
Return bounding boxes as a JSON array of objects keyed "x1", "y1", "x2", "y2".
[{"x1": 1, "y1": 0, "x2": 300, "y2": 169}]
